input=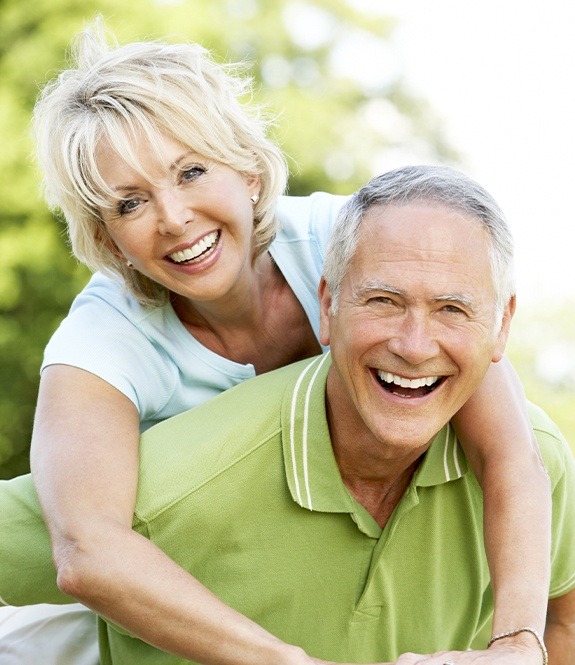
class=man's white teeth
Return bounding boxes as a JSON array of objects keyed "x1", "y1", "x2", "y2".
[
  {"x1": 377, "y1": 371, "x2": 439, "y2": 389},
  {"x1": 169, "y1": 231, "x2": 219, "y2": 263}
]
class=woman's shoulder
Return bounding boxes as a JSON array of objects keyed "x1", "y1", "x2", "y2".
[
  {"x1": 42, "y1": 274, "x2": 184, "y2": 422},
  {"x1": 70, "y1": 272, "x2": 151, "y2": 322},
  {"x1": 46, "y1": 272, "x2": 181, "y2": 362},
  {"x1": 274, "y1": 192, "x2": 349, "y2": 239}
]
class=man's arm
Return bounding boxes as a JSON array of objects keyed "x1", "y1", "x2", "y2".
[
  {"x1": 0, "y1": 473, "x2": 70, "y2": 606},
  {"x1": 546, "y1": 588, "x2": 575, "y2": 663}
]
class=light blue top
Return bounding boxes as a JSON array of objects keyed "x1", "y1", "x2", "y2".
[{"x1": 41, "y1": 193, "x2": 347, "y2": 432}]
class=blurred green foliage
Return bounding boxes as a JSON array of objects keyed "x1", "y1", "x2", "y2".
[
  {"x1": 507, "y1": 302, "x2": 575, "y2": 455},
  {"x1": 0, "y1": 0, "x2": 572, "y2": 479}
]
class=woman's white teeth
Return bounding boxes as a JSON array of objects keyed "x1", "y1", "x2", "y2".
[
  {"x1": 169, "y1": 231, "x2": 219, "y2": 263},
  {"x1": 377, "y1": 371, "x2": 439, "y2": 389}
]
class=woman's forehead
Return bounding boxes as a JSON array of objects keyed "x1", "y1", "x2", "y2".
[{"x1": 95, "y1": 130, "x2": 195, "y2": 182}]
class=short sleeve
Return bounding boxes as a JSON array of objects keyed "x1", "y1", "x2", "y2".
[
  {"x1": 41, "y1": 274, "x2": 178, "y2": 424},
  {"x1": 530, "y1": 404, "x2": 575, "y2": 598}
]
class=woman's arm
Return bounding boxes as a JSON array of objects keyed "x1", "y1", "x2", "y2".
[
  {"x1": 546, "y1": 588, "x2": 575, "y2": 663},
  {"x1": 394, "y1": 589, "x2": 575, "y2": 665},
  {"x1": 30, "y1": 365, "x2": 315, "y2": 665},
  {"x1": 451, "y1": 356, "x2": 551, "y2": 636}
]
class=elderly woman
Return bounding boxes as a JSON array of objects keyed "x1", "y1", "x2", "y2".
[{"x1": 0, "y1": 20, "x2": 550, "y2": 665}]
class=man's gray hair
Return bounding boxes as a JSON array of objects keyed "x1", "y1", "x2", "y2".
[{"x1": 323, "y1": 165, "x2": 515, "y2": 319}]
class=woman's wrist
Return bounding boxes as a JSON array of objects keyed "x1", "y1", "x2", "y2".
[{"x1": 488, "y1": 627, "x2": 548, "y2": 665}]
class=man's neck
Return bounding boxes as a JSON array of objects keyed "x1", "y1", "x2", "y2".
[
  {"x1": 325, "y1": 370, "x2": 429, "y2": 529},
  {"x1": 336, "y1": 451, "x2": 422, "y2": 529}
]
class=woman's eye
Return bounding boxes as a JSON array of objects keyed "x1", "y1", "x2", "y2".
[
  {"x1": 181, "y1": 165, "x2": 206, "y2": 182},
  {"x1": 118, "y1": 197, "x2": 141, "y2": 216}
]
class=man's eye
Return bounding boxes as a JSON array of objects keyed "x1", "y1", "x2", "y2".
[
  {"x1": 369, "y1": 296, "x2": 394, "y2": 305},
  {"x1": 442, "y1": 304, "x2": 466, "y2": 315}
]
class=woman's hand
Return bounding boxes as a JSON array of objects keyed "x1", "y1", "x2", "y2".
[{"x1": 393, "y1": 634, "x2": 543, "y2": 665}]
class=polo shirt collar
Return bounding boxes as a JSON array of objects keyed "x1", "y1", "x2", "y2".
[
  {"x1": 281, "y1": 353, "x2": 469, "y2": 516},
  {"x1": 414, "y1": 421, "x2": 469, "y2": 487}
]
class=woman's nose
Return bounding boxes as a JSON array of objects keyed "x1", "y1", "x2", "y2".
[{"x1": 156, "y1": 189, "x2": 193, "y2": 236}]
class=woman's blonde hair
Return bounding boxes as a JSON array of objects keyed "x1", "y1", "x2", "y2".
[{"x1": 33, "y1": 19, "x2": 288, "y2": 306}]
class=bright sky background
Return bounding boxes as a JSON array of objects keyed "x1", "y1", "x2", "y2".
[{"x1": 358, "y1": 0, "x2": 575, "y2": 307}]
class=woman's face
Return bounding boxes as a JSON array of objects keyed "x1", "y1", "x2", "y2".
[{"x1": 97, "y1": 132, "x2": 261, "y2": 305}]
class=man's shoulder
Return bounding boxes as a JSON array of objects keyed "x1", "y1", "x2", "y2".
[
  {"x1": 182, "y1": 356, "x2": 319, "y2": 426},
  {"x1": 134, "y1": 357, "x2": 323, "y2": 517}
]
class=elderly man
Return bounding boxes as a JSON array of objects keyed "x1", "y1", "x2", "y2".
[{"x1": 2, "y1": 166, "x2": 574, "y2": 664}]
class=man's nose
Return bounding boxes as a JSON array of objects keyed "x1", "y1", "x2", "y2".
[
  {"x1": 386, "y1": 312, "x2": 440, "y2": 365},
  {"x1": 156, "y1": 189, "x2": 193, "y2": 236}
]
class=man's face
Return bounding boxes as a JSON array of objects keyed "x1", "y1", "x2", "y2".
[{"x1": 319, "y1": 202, "x2": 514, "y2": 457}]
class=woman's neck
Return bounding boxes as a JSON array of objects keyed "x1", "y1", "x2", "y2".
[
  {"x1": 169, "y1": 253, "x2": 321, "y2": 372},
  {"x1": 171, "y1": 252, "x2": 277, "y2": 333}
]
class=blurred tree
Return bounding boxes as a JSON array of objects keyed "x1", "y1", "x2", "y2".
[
  {"x1": 0, "y1": 0, "x2": 457, "y2": 478},
  {"x1": 507, "y1": 301, "x2": 575, "y2": 456}
]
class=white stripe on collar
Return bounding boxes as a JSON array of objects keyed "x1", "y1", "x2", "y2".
[
  {"x1": 289, "y1": 353, "x2": 331, "y2": 510},
  {"x1": 442, "y1": 425, "x2": 462, "y2": 481}
]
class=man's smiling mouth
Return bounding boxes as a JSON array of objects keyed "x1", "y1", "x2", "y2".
[
  {"x1": 167, "y1": 230, "x2": 220, "y2": 264},
  {"x1": 376, "y1": 370, "x2": 445, "y2": 398}
]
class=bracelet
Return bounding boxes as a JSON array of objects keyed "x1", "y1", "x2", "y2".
[{"x1": 488, "y1": 627, "x2": 548, "y2": 665}]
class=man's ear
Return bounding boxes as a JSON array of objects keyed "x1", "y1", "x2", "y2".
[
  {"x1": 492, "y1": 295, "x2": 516, "y2": 363},
  {"x1": 318, "y1": 277, "x2": 332, "y2": 347}
]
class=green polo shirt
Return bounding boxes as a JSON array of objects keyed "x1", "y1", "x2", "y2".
[{"x1": 94, "y1": 353, "x2": 575, "y2": 664}]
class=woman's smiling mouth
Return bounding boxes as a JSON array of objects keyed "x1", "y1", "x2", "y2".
[{"x1": 167, "y1": 230, "x2": 220, "y2": 264}]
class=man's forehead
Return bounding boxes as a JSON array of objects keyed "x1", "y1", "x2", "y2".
[
  {"x1": 361, "y1": 200, "x2": 483, "y2": 234},
  {"x1": 356, "y1": 203, "x2": 490, "y2": 262},
  {"x1": 347, "y1": 203, "x2": 496, "y2": 305}
]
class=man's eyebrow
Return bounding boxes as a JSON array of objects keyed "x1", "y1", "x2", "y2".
[
  {"x1": 432, "y1": 293, "x2": 476, "y2": 310},
  {"x1": 356, "y1": 283, "x2": 476, "y2": 311},
  {"x1": 357, "y1": 282, "x2": 405, "y2": 297}
]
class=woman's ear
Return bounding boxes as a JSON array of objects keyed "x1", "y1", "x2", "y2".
[{"x1": 246, "y1": 174, "x2": 261, "y2": 200}]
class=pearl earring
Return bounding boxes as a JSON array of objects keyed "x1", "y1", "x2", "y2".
[
  {"x1": 250, "y1": 194, "x2": 260, "y2": 204},
  {"x1": 126, "y1": 260, "x2": 133, "y2": 268}
]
